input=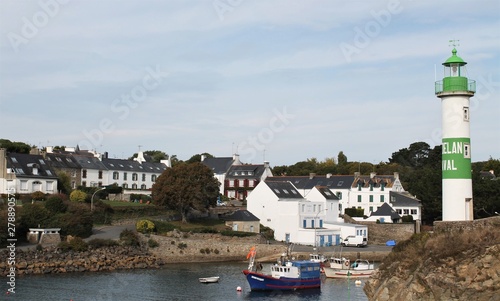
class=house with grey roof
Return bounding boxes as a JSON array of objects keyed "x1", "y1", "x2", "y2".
[
  {"x1": 389, "y1": 191, "x2": 422, "y2": 222},
  {"x1": 221, "y1": 209, "x2": 260, "y2": 233},
  {"x1": 365, "y1": 202, "x2": 402, "y2": 223},
  {"x1": 202, "y1": 153, "x2": 273, "y2": 201},
  {"x1": 0, "y1": 148, "x2": 58, "y2": 195},
  {"x1": 247, "y1": 180, "x2": 344, "y2": 246}
]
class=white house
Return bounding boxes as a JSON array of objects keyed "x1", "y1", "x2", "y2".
[
  {"x1": 247, "y1": 180, "x2": 366, "y2": 247},
  {"x1": 0, "y1": 149, "x2": 58, "y2": 195}
]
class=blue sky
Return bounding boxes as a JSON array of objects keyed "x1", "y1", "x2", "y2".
[{"x1": 1, "y1": 0, "x2": 499, "y2": 167}]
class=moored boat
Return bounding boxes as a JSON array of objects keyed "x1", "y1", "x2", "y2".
[
  {"x1": 242, "y1": 246, "x2": 321, "y2": 291},
  {"x1": 323, "y1": 257, "x2": 375, "y2": 279},
  {"x1": 199, "y1": 276, "x2": 220, "y2": 283}
]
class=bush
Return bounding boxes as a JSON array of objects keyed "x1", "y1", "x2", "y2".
[
  {"x1": 152, "y1": 220, "x2": 176, "y2": 233},
  {"x1": 69, "y1": 237, "x2": 88, "y2": 252},
  {"x1": 45, "y1": 195, "x2": 68, "y2": 213},
  {"x1": 120, "y1": 229, "x2": 139, "y2": 246},
  {"x1": 136, "y1": 220, "x2": 155, "y2": 233},
  {"x1": 402, "y1": 215, "x2": 414, "y2": 223},
  {"x1": 70, "y1": 190, "x2": 87, "y2": 203},
  {"x1": 92, "y1": 200, "x2": 114, "y2": 225},
  {"x1": 220, "y1": 230, "x2": 256, "y2": 237},
  {"x1": 177, "y1": 242, "x2": 187, "y2": 249},
  {"x1": 147, "y1": 238, "x2": 159, "y2": 248},
  {"x1": 87, "y1": 238, "x2": 119, "y2": 248},
  {"x1": 31, "y1": 191, "x2": 45, "y2": 201}
]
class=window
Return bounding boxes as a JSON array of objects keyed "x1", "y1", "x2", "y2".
[
  {"x1": 151, "y1": 175, "x2": 157, "y2": 182},
  {"x1": 464, "y1": 143, "x2": 471, "y2": 158},
  {"x1": 339, "y1": 204, "x2": 342, "y2": 212},
  {"x1": 82, "y1": 181, "x2": 87, "y2": 187},
  {"x1": 369, "y1": 206, "x2": 373, "y2": 212},
  {"x1": 357, "y1": 195, "x2": 362, "y2": 202},
  {"x1": 71, "y1": 181, "x2": 76, "y2": 189},
  {"x1": 403, "y1": 209, "x2": 409, "y2": 215},
  {"x1": 370, "y1": 184, "x2": 373, "y2": 191},
  {"x1": 358, "y1": 183, "x2": 362, "y2": 191},
  {"x1": 411, "y1": 209, "x2": 417, "y2": 215},
  {"x1": 381, "y1": 183, "x2": 385, "y2": 191},
  {"x1": 20, "y1": 180, "x2": 28, "y2": 191},
  {"x1": 123, "y1": 183, "x2": 128, "y2": 189},
  {"x1": 239, "y1": 180, "x2": 244, "y2": 187},
  {"x1": 113, "y1": 172, "x2": 119, "y2": 180},
  {"x1": 82, "y1": 169, "x2": 87, "y2": 178},
  {"x1": 123, "y1": 172, "x2": 128, "y2": 180},
  {"x1": 142, "y1": 174, "x2": 146, "y2": 181},
  {"x1": 337, "y1": 192, "x2": 342, "y2": 199},
  {"x1": 396, "y1": 209, "x2": 402, "y2": 214},
  {"x1": 141, "y1": 184, "x2": 147, "y2": 189},
  {"x1": 11, "y1": 157, "x2": 18, "y2": 163},
  {"x1": 98, "y1": 171, "x2": 103, "y2": 179},
  {"x1": 463, "y1": 106, "x2": 469, "y2": 121},
  {"x1": 380, "y1": 195, "x2": 385, "y2": 202},
  {"x1": 132, "y1": 173, "x2": 138, "y2": 181},
  {"x1": 132, "y1": 184, "x2": 137, "y2": 189},
  {"x1": 369, "y1": 195, "x2": 373, "y2": 202}
]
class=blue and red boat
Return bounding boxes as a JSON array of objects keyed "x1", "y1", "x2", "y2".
[{"x1": 242, "y1": 246, "x2": 321, "y2": 291}]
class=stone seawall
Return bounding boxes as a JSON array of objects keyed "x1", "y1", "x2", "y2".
[{"x1": 0, "y1": 246, "x2": 164, "y2": 276}]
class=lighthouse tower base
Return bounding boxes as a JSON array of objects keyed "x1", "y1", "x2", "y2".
[{"x1": 442, "y1": 180, "x2": 473, "y2": 221}]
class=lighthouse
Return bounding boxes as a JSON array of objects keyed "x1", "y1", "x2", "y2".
[{"x1": 435, "y1": 45, "x2": 476, "y2": 221}]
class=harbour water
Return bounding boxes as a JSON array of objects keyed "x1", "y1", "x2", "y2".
[{"x1": 10, "y1": 262, "x2": 369, "y2": 301}]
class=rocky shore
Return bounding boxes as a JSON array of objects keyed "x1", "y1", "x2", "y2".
[{"x1": 0, "y1": 246, "x2": 165, "y2": 276}]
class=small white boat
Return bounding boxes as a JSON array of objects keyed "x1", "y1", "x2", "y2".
[
  {"x1": 323, "y1": 258, "x2": 375, "y2": 279},
  {"x1": 199, "y1": 276, "x2": 220, "y2": 283}
]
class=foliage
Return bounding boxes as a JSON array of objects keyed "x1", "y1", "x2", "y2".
[
  {"x1": 56, "y1": 171, "x2": 72, "y2": 195},
  {"x1": 151, "y1": 162, "x2": 220, "y2": 223},
  {"x1": 91, "y1": 200, "x2": 114, "y2": 224},
  {"x1": 136, "y1": 219, "x2": 156, "y2": 233},
  {"x1": 152, "y1": 220, "x2": 176, "y2": 233},
  {"x1": 186, "y1": 153, "x2": 214, "y2": 164},
  {"x1": 130, "y1": 194, "x2": 152, "y2": 202},
  {"x1": 18, "y1": 203, "x2": 52, "y2": 233},
  {"x1": 57, "y1": 237, "x2": 89, "y2": 252},
  {"x1": 58, "y1": 203, "x2": 93, "y2": 237},
  {"x1": 87, "y1": 238, "x2": 119, "y2": 248},
  {"x1": 220, "y1": 230, "x2": 256, "y2": 237},
  {"x1": 119, "y1": 229, "x2": 140, "y2": 246},
  {"x1": 401, "y1": 215, "x2": 414, "y2": 223},
  {"x1": 70, "y1": 190, "x2": 87, "y2": 202},
  {"x1": 147, "y1": 238, "x2": 159, "y2": 248},
  {"x1": 177, "y1": 242, "x2": 187, "y2": 249},
  {"x1": 260, "y1": 225, "x2": 274, "y2": 241},
  {"x1": 0, "y1": 139, "x2": 32, "y2": 153},
  {"x1": 44, "y1": 194, "x2": 68, "y2": 213},
  {"x1": 344, "y1": 207, "x2": 365, "y2": 217},
  {"x1": 472, "y1": 158, "x2": 500, "y2": 218},
  {"x1": 31, "y1": 191, "x2": 46, "y2": 201}
]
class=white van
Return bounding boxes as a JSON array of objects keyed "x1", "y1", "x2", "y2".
[{"x1": 342, "y1": 235, "x2": 367, "y2": 247}]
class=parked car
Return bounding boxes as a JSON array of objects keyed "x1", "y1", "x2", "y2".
[{"x1": 341, "y1": 235, "x2": 367, "y2": 247}]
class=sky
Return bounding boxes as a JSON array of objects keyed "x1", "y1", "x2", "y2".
[{"x1": 0, "y1": 0, "x2": 499, "y2": 167}]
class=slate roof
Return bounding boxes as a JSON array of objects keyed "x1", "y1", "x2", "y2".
[
  {"x1": 202, "y1": 157, "x2": 234, "y2": 174},
  {"x1": 352, "y1": 175, "x2": 395, "y2": 188},
  {"x1": 315, "y1": 186, "x2": 340, "y2": 200},
  {"x1": 44, "y1": 153, "x2": 80, "y2": 169},
  {"x1": 226, "y1": 164, "x2": 267, "y2": 179},
  {"x1": 221, "y1": 209, "x2": 259, "y2": 222},
  {"x1": 101, "y1": 158, "x2": 167, "y2": 173},
  {"x1": 265, "y1": 181, "x2": 304, "y2": 199},
  {"x1": 266, "y1": 175, "x2": 354, "y2": 190},
  {"x1": 389, "y1": 191, "x2": 422, "y2": 207},
  {"x1": 72, "y1": 155, "x2": 107, "y2": 170},
  {"x1": 6, "y1": 153, "x2": 58, "y2": 179},
  {"x1": 370, "y1": 203, "x2": 401, "y2": 220}
]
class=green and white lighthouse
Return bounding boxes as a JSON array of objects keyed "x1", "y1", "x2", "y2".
[{"x1": 435, "y1": 45, "x2": 476, "y2": 221}]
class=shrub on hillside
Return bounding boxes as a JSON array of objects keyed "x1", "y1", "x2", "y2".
[
  {"x1": 31, "y1": 191, "x2": 46, "y2": 201},
  {"x1": 87, "y1": 238, "x2": 119, "y2": 248},
  {"x1": 70, "y1": 190, "x2": 87, "y2": 202},
  {"x1": 220, "y1": 230, "x2": 256, "y2": 237},
  {"x1": 136, "y1": 219, "x2": 155, "y2": 233},
  {"x1": 152, "y1": 220, "x2": 176, "y2": 233},
  {"x1": 120, "y1": 229, "x2": 139, "y2": 247},
  {"x1": 45, "y1": 195, "x2": 68, "y2": 213}
]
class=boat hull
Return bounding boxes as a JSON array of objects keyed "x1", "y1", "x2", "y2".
[
  {"x1": 243, "y1": 270, "x2": 321, "y2": 291},
  {"x1": 323, "y1": 267, "x2": 374, "y2": 279}
]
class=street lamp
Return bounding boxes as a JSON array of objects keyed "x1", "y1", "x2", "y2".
[
  {"x1": 91, "y1": 187, "x2": 106, "y2": 211},
  {"x1": 313, "y1": 209, "x2": 327, "y2": 250}
]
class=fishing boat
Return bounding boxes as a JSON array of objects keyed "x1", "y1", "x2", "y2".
[
  {"x1": 323, "y1": 257, "x2": 375, "y2": 278},
  {"x1": 242, "y1": 245, "x2": 321, "y2": 291},
  {"x1": 199, "y1": 276, "x2": 220, "y2": 283}
]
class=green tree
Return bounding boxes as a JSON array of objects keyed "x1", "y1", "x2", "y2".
[
  {"x1": 70, "y1": 190, "x2": 87, "y2": 202},
  {"x1": 389, "y1": 142, "x2": 432, "y2": 168},
  {"x1": 186, "y1": 153, "x2": 214, "y2": 164},
  {"x1": 0, "y1": 139, "x2": 32, "y2": 153},
  {"x1": 44, "y1": 194, "x2": 68, "y2": 213},
  {"x1": 151, "y1": 162, "x2": 220, "y2": 223},
  {"x1": 56, "y1": 171, "x2": 72, "y2": 195}
]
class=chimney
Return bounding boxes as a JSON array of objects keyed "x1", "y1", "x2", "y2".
[
  {"x1": 264, "y1": 161, "x2": 270, "y2": 168},
  {"x1": 393, "y1": 172, "x2": 399, "y2": 179},
  {"x1": 309, "y1": 173, "x2": 316, "y2": 179},
  {"x1": 354, "y1": 172, "x2": 360, "y2": 178},
  {"x1": 326, "y1": 173, "x2": 332, "y2": 178},
  {"x1": 201, "y1": 154, "x2": 206, "y2": 162},
  {"x1": 30, "y1": 147, "x2": 40, "y2": 155},
  {"x1": 46, "y1": 146, "x2": 53, "y2": 153},
  {"x1": 233, "y1": 153, "x2": 242, "y2": 165},
  {"x1": 370, "y1": 172, "x2": 376, "y2": 179}
]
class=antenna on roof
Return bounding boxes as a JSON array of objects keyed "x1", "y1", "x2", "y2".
[
  {"x1": 263, "y1": 148, "x2": 266, "y2": 162},
  {"x1": 138, "y1": 145, "x2": 142, "y2": 152}
]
